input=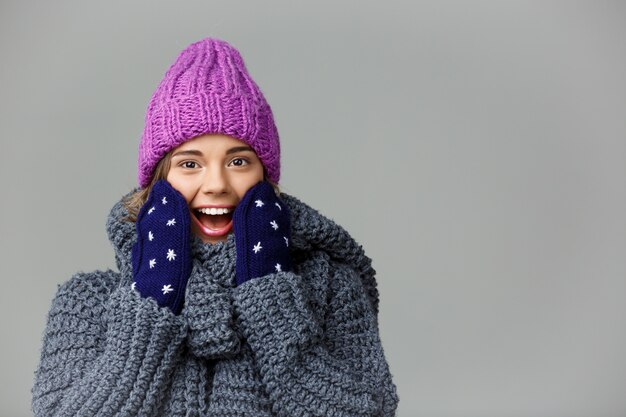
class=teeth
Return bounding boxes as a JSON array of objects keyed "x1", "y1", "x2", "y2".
[{"x1": 197, "y1": 207, "x2": 230, "y2": 215}]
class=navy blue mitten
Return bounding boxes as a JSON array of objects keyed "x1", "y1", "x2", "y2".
[
  {"x1": 233, "y1": 181, "x2": 292, "y2": 286},
  {"x1": 131, "y1": 179, "x2": 192, "y2": 315}
]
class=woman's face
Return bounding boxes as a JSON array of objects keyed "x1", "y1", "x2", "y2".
[{"x1": 166, "y1": 133, "x2": 264, "y2": 244}]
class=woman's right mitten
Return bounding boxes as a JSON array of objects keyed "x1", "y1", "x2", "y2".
[{"x1": 131, "y1": 179, "x2": 192, "y2": 315}]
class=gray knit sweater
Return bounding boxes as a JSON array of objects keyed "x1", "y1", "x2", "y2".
[{"x1": 31, "y1": 191, "x2": 399, "y2": 417}]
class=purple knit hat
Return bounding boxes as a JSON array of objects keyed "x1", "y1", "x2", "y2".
[{"x1": 138, "y1": 38, "x2": 280, "y2": 188}]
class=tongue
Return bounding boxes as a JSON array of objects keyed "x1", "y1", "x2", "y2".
[{"x1": 197, "y1": 212, "x2": 232, "y2": 230}]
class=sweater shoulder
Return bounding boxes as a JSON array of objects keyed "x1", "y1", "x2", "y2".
[
  {"x1": 50, "y1": 269, "x2": 122, "y2": 321},
  {"x1": 56, "y1": 268, "x2": 121, "y2": 298},
  {"x1": 294, "y1": 247, "x2": 379, "y2": 313}
]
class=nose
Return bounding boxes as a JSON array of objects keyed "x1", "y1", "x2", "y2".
[{"x1": 201, "y1": 167, "x2": 228, "y2": 195}]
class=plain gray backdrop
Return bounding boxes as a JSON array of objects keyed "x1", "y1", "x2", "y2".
[{"x1": 1, "y1": 1, "x2": 625, "y2": 416}]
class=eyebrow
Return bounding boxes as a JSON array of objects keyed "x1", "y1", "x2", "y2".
[
  {"x1": 226, "y1": 146, "x2": 254, "y2": 155},
  {"x1": 171, "y1": 146, "x2": 254, "y2": 158}
]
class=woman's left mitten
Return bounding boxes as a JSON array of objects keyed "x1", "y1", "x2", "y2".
[
  {"x1": 233, "y1": 181, "x2": 292, "y2": 286},
  {"x1": 131, "y1": 179, "x2": 192, "y2": 315}
]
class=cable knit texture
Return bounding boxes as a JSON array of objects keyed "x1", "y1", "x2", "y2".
[{"x1": 31, "y1": 189, "x2": 399, "y2": 416}]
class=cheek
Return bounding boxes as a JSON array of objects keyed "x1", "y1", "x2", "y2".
[
  {"x1": 166, "y1": 173, "x2": 193, "y2": 204},
  {"x1": 234, "y1": 168, "x2": 264, "y2": 197}
]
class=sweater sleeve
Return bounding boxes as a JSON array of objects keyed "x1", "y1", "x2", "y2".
[
  {"x1": 31, "y1": 269, "x2": 188, "y2": 417},
  {"x1": 232, "y1": 261, "x2": 399, "y2": 417}
]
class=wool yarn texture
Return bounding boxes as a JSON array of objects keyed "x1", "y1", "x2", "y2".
[
  {"x1": 132, "y1": 179, "x2": 192, "y2": 315},
  {"x1": 233, "y1": 180, "x2": 293, "y2": 285},
  {"x1": 138, "y1": 37, "x2": 281, "y2": 187},
  {"x1": 31, "y1": 190, "x2": 400, "y2": 416}
]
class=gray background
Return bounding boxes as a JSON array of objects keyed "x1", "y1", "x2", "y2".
[{"x1": 1, "y1": 1, "x2": 625, "y2": 416}]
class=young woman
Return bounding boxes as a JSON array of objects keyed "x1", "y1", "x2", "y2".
[{"x1": 31, "y1": 37, "x2": 399, "y2": 417}]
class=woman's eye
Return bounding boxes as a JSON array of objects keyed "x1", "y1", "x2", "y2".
[
  {"x1": 229, "y1": 158, "x2": 248, "y2": 167},
  {"x1": 182, "y1": 161, "x2": 198, "y2": 169}
]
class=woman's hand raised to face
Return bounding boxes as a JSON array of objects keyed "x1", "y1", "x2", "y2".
[
  {"x1": 233, "y1": 181, "x2": 292, "y2": 286},
  {"x1": 131, "y1": 179, "x2": 193, "y2": 315}
]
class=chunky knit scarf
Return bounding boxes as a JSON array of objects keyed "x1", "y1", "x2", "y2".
[{"x1": 105, "y1": 189, "x2": 381, "y2": 360}]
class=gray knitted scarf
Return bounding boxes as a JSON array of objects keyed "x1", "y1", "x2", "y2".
[{"x1": 105, "y1": 189, "x2": 380, "y2": 359}]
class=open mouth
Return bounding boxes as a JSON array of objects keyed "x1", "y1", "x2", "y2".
[{"x1": 191, "y1": 207, "x2": 235, "y2": 237}]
